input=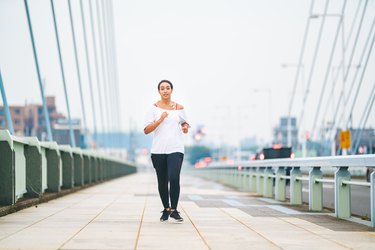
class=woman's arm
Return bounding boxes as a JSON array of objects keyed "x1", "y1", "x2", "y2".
[{"x1": 144, "y1": 112, "x2": 168, "y2": 134}]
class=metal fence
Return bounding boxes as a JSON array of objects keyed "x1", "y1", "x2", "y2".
[
  {"x1": 0, "y1": 129, "x2": 136, "y2": 207},
  {"x1": 189, "y1": 154, "x2": 375, "y2": 227}
]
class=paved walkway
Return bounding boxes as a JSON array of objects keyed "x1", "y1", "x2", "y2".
[{"x1": 0, "y1": 170, "x2": 374, "y2": 250}]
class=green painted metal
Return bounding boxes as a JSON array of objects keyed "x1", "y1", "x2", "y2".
[
  {"x1": 309, "y1": 167, "x2": 323, "y2": 211},
  {"x1": 72, "y1": 148, "x2": 84, "y2": 186},
  {"x1": 335, "y1": 167, "x2": 351, "y2": 218},
  {"x1": 24, "y1": 137, "x2": 43, "y2": 198},
  {"x1": 290, "y1": 167, "x2": 303, "y2": 205},
  {"x1": 83, "y1": 154, "x2": 91, "y2": 184},
  {"x1": 250, "y1": 168, "x2": 257, "y2": 192},
  {"x1": 257, "y1": 167, "x2": 265, "y2": 195},
  {"x1": 0, "y1": 129, "x2": 137, "y2": 209},
  {"x1": 263, "y1": 167, "x2": 273, "y2": 198},
  {"x1": 41, "y1": 141, "x2": 61, "y2": 193},
  {"x1": 59, "y1": 145, "x2": 74, "y2": 189},
  {"x1": 0, "y1": 130, "x2": 15, "y2": 205},
  {"x1": 14, "y1": 141, "x2": 26, "y2": 200},
  {"x1": 275, "y1": 167, "x2": 286, "y2": 201}
]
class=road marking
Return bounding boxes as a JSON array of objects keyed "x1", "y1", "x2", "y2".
[
  {"x1": 188, "y1": 195, "x2": 204, "y2": 201},
  {"x1": 223, "y1": 199, "x2": 245, "y2": 207},
  {"x1": 267, "y1": 205, "x2": 302, "y2": 215}
]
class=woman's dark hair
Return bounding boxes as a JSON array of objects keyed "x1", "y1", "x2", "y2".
[{"x1": 158, "y1": 80, "x2": 173, "y2": 90}]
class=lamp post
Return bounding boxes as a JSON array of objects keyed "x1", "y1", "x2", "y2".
[
  {"x1": 252, "y1": 88, "x2": 272, "y2": 144},
  {"x1": 281, "y1": 63, "x2": 305, "y2": 154},
  {"x1": 310, "y1": 11, "x2": 346, "y2": 155}
]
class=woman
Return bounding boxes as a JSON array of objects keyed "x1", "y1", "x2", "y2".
[{"x1": 144, "y1": 80, "x2": 190, "y2": 223}]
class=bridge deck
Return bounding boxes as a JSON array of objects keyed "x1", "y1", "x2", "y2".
[{"x1": 0, "y1": 170, "x2": 374, "y2": 250}]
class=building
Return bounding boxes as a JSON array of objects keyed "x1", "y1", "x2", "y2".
[
  {"x1": 0, "y1": 105, "x2": 25, "y2": 136},
  {"x1": 273, "y1": 117, "x2": 298, "y2": 149},
  {"x1": 0, "y1": 96, "x2": 79, "y2": 146}
]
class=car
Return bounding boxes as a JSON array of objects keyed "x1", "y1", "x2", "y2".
[{"x1": 252, "y1": 145, "x2": 294, "y2": 184}]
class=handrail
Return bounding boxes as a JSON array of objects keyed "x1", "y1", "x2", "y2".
[
  {"x1": 209, "y1": 154, "x2": 375, "y2": 168},
  {"x1": 0, "y1": 129, "x2": 137, "y2": 212},
  {"x1": 189, "y1": 154, "x2": 375, "y2": 227}
]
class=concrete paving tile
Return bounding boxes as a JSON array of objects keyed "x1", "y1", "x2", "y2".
[{"x1": 1, "y1": 172, "x2": 375, "y2": 250}]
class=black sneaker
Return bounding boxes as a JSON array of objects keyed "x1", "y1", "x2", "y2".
[
  {"x1": 169, "y1": 210, "x2": 183, "y2": 223},
  {"x1": 160, "y1": 209, "x2": 170, "y2": 222}
]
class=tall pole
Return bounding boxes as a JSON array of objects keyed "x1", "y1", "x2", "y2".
[
  {"x1": 0, "y1": 70, "x2": 14, "y2": 135},
  {"x1": 24, "y1": 0, "x2": 53, "y2": 141},
  {"x1": 50, "y1": 0, "x2": 76, "y2": 147}
]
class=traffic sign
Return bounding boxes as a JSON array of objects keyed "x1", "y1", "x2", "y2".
[{"x1": 340, "y1": 130, "x2": 351, "y2": 149}]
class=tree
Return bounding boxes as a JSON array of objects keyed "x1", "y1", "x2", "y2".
[{"x1": 185, "y1": 145, "x2": 212, "y2": 164}]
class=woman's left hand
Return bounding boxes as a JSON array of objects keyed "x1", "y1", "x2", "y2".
[{"x1": 181, "y1": 123, "x2": 189, "y2": 134}]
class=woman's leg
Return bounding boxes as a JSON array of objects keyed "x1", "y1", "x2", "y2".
[
  {"x1": 167, "y1": 152, "x2": 184, "y2": 209},
  {"x1": 151, "y1": 154, "x2": 169, "y2": 209}
]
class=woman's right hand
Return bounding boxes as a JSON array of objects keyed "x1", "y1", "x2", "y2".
[{"x1": 160, "y1": 112, "x2": 168, "y2": 121}]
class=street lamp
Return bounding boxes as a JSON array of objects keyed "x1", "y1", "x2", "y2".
[
  {"x1": 281, "y1": 63, "x2": 305, "y2": 154},
  {"x1": 252, "y1": 88, "x2": 272, "y2": 144}
]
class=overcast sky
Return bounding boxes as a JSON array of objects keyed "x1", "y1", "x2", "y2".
[{"x1": 0, "y1": 0, "x2": 374, "y2": 147}]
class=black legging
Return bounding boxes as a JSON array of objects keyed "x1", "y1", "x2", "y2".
[{"x1": 151, "y1": 152, "x2": 184, "y2": 209}]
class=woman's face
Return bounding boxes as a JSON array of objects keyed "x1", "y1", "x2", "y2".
[{"x1": 159, "y1": 82, "x2": 173, "y2": 100}]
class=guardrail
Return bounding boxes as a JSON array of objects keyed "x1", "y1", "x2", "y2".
[
  {"x1": 0, "y1": 129, "x2": 137, "y2": 207},
  {"x1": 188, "y1": 154, "x2": 375, "y2": 227}
]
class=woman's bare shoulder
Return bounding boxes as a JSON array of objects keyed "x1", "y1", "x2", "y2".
[{"x1": 176, "y1": 103, "x2": 184, "y2": 110}]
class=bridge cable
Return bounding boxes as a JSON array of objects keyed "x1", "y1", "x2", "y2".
[
  {"x1": 318, "y1": 0, "x2": 365, "y2": 148},
  {"x1": 297, "y1": 0, "x2": 330, "y2": 138},
  {"x1": 96, "y1": 0, "x2": 113, "y2": 148},
  {"x1": 352, "y1": 82, "x2": 375, "y2": 154},
  {"x1": 88, "y1": 0, "x2": 106, "y2": 146},
  {"x1": 79, "y1": 0, "x2": 98, "y2": 145},
  {"x1": 329, "y1": 16, "x2": 375, "y2": 145},
  {"x1": 310, "y1": 0, "x2": 348, "y2": 139},
  {"x1": 23, "y1": 0, "x2": 53, "y2": 141},
  {"x1": 101, "y1": 0, "x2": 116, "y2": 145},
  {"x1": 50, "y1": 0, "x2": 76, "y2": 147},
  {"x1": 67, "y1": 0, "x2": 88, "y2": 145},
  {"x1": 108, "y1": 0, "x2": 124, "y2": 148},
  {"x1": 0, "y1": 70, "x2": 14, "y2": 134},
  {"x1": 286, "y1": 0, "x2": 316, "y2": 146},
  {"x1": 105, "y1": 0, "x2": 122, "y2": 147}
]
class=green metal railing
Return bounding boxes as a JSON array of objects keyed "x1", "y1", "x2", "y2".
[
  {"x1": 189, "y1": 154, "x2": 375, "y2": 227},
  {"x1": 0, "y1": 129, "x2": 136, "y2": 206}
]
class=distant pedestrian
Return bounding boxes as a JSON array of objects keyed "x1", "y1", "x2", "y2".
[{"x1": 144, "y1": 80, "x2": 190, "y2": 223}]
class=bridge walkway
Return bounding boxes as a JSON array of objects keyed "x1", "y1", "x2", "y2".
[{"x1": 0, "y1": 170, "x2": 374, "y2": 250}]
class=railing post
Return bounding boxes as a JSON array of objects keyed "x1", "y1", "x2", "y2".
[
  {"x1": 263, "y1": 167, "x2": 273, "y2": 198},
  {"x1": 335, "y1": 166, "x2": 351, "y2": 218},
  {"x1": 250, "y1": 167, "x2": 257, "y2": 192},
  {"x1": 42, "y1": 142, "x2": 61, "y2": 193},
  {"x1": 24, "y1": 137, "x2": 43, "y2": 198},
  {"x1": 290, "y1": 167, "x2": 302, "y2": 205},
  {"x1": 59, "y1": 146, "x2": 74, "y2": 189},
  {"x1": 256, "y1": 167, "x2": 264, "y2": 195},
  {"x1": 0, "y1": 130, "x2": 16, "y2": 205},
  {"x1": 72, "y1": 148, "x2": 84, "y2": 186},
  {"x1": 275, "y1": 167, "x2": 286, "y2": 201},
  {"x1": 371, "y1": 169, "x2": 375, "y2": 227},
  {"x1": 309, "y1": 167, "x2": 323, "y2": 211}
]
